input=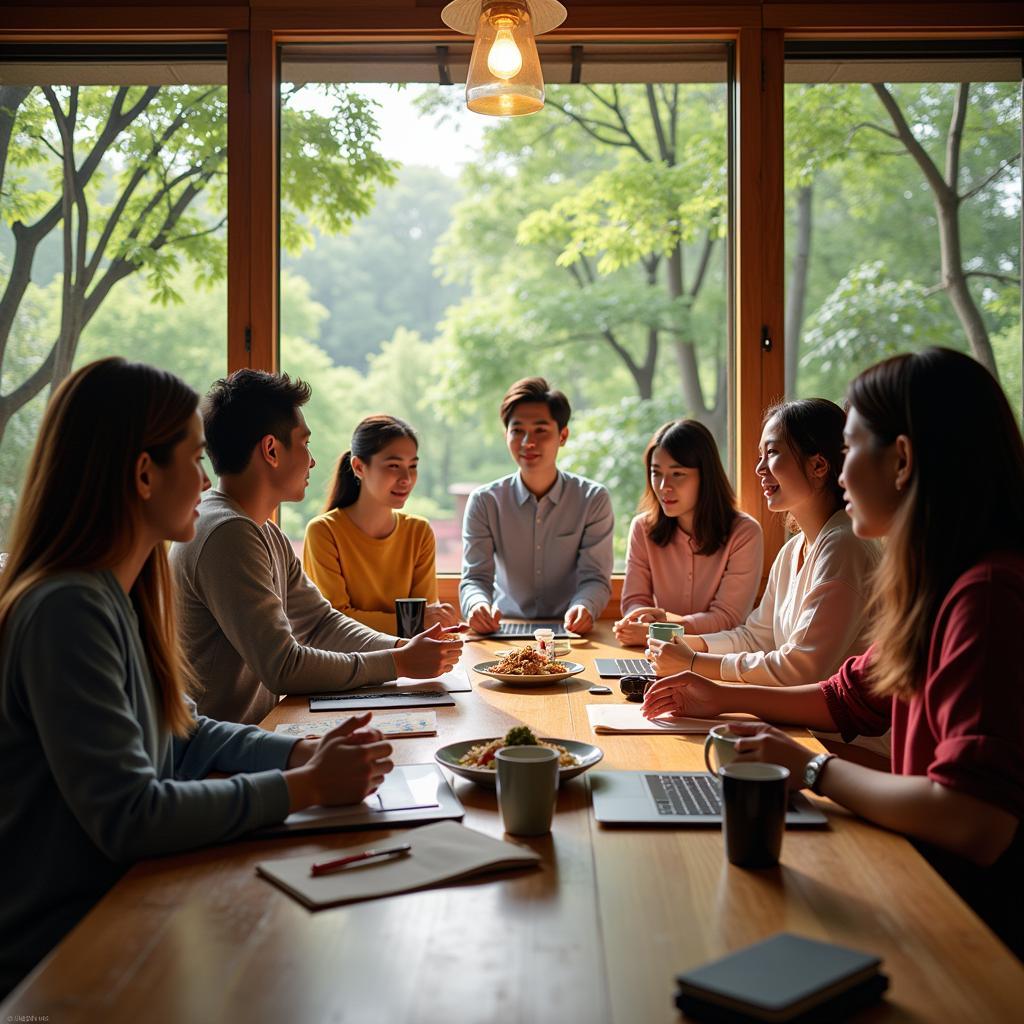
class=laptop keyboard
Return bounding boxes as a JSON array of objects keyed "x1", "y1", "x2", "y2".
[
  {"x1": 493, "y1": 621, "x2": 570, "y2": 638},
  {"x1": 614, "y1": 658, "x2": 655, "y2": 677},
  {"x1": 645, "y1": 774, "x2": 722, "y2": 816}
]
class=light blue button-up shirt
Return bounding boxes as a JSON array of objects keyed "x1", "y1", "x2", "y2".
[{"x1": 459, "y1": 470, "x2": 614, "y2": 620}]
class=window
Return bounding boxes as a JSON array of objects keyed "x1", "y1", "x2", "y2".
[
  {"x1": 278, "y1": 43, "x2": 734, "y2": 570},
  {"x1": 0, "y1": 45, "x2": 228, "y2": 542},
  {"x1": 784, "y1": 43, "x2": 1022, "y2": 418}
]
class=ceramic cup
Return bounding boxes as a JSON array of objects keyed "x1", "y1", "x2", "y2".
[
  {"x1": 703, "y1": 723, "x2": 746, "y2": 775},
  {"x1": 719, "y1": 762, "x2": 789, "y2": 868},
  {"x1": 648, "y1": 622, "x2": 685, "y2": 642},
  {"x1": 496, "y1": 746, "x2": 559, "y2": 836},
  {"x1": 395, "y1": 597, "x2": 427, "y2": 638}
]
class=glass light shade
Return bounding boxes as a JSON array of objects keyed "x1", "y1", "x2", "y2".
[{"x1": 466, "y1": 3, "x2": 544, "y2": 116}]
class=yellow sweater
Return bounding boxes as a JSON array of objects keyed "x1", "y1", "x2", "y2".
[{"x1": 303, "y1": 508, "x2": 438, "y2": 634}]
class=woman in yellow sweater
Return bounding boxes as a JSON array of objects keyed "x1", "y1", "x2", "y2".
[{"x1": 303, "y1": 416, "x2": 459, "y2": 633}]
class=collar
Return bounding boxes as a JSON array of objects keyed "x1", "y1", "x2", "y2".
[{"x1": 512, "y1": 470, "x2": 565, "y2": 506}]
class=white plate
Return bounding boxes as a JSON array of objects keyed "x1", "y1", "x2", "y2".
[
  {"x1": 434, "y1": 738, "x2": 603, "y2": 789},
  {"x1": 472, "y1": 659, "x2": 586, "y2": 686}
]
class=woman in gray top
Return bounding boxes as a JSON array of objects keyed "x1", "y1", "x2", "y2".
[{"x1": 0, "y1": 358, "x2": 394, "y2": 997}]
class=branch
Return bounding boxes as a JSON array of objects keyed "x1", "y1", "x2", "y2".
[
  {"x1": 964, "y1": 270, "x2": 1021, "y2": 286},
  {"x1": 689, "y1": 233, "x2": 717, "y2": 299},
  {"x1": 164, "y1": 214, "x2": 227, "y2": 247},
  {"x1": 848, "y1": 121, "x2": 901, "y2": 143},
  {"x1": 960, "y1": 151, "x2": 1021, "y2": 203},
  {"x1": 608, "y1": 84, "x2": 652, "y2": 162},
  {"x1": 872, "y1": 83, "x2": 950, "y2": 200},
  {"x1": 946, "y1": 83, "x2": 969, "y2": 192},
  {"x1": 544, "y1": 99, "x2": 636, "y2": 150},
  {"x1": 645, "y1": 84, "x2": 671, "y2": 164}
]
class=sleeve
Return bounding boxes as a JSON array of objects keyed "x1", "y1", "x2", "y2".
[
  {"x1": 570, "y1": 485, "x2": 614, "y2": 619},
  {"x1": 819, "y1": 650, "x2": 893, "y2": 741},
  {"x1": 620, "y1": 517, "x2": 655, "y2": 616},
  {"x1": 459, "y1": 489, "x2": 496, "y2": 616},
  {"x1": 19, "y1": 587, "x2": 291, "y2": 863},
  {"x1": 195, "y1": 519, "x2": 398, "y2": 695},
  {"x1": 409, "y1": 520, "x2": 440, "y2": 605},
  {"x1": 173, "y1": 709, "x2": 299, "y2": 779},
  {"x1": 702, "y1": 550, "x2": 782, "y2": 661},
  {"x1": 682, "y1": 515, "x2": 764, "y2": 634},
  {"x1": 924, "y1": 575, "x2": 1024, "y2": 817}
]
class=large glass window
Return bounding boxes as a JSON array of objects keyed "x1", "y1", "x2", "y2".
[
  {"x1": 0, "y1": 45, "x2": 228, "y2": 543},
  {"x1": 279, "y1": 43, "x2": 734, "y2": 569},
  {"x1": 784, "y1": 45, "x2": 1022, "y2": 418}
]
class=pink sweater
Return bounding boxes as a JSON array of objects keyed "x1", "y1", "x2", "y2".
[{"x1": 621, "y1": 511, "x2": 763, "y2": 634}]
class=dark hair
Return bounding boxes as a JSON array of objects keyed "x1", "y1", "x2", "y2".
[
  {"x1": 202, "y1": 369, "x2": 311, "y2": 475},
  {"x1": 325, "y1": 414, "x2": 419, "y2": 511},
  {"x1": 849, "y1": 347, "x2": 1024, "y2": 699},
  {"x1": 762, "y1": 398, "x2": 846, "y2": 518},
  {"x1": 499, "y1": 377, "x2": 571, "y2": 431},
  {"x1": 0, "y1": 358, "x2": 199, "y2": 737},
  {"x1": 638, "y1": 419, "x2": 738, "y2": 555}
]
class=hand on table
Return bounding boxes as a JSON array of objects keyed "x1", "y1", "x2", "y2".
[
  {"x1": 613, "y1": 616, "x2": 658, "y2": 647},
  {"x1": 424, "y1": 601, "x2": 460, "y2": 629},
  {"x1": 731, "y1": 723, "x2": 814, "y2": 787},
  {"x1": 393, "y1": 622, "x2": 464, "y2": 677},
  {"x1": 564, "y1": 604, "x2": 594, "y2": 635},
  {"x1": 642, "y1": 671, "x2": 727, "y2": 720},
  {"x1": 468, "y1": 602, "x2": 502, "y2": 634}
]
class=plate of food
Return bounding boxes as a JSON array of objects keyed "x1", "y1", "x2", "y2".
[
  {"x1": 435, "y1": 726, "x2": 603, "y2": 788},
  {"x1": 472, "y1": 647, "x2": 585, "y2": 686}
]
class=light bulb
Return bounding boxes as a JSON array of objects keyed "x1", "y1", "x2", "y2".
[{"x1": 487, "y1": 26, "x2": 523, "y2": 79}]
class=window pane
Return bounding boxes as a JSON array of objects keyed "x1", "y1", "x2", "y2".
[
  {"x1": 0, "y1": 53, "x2": 228, "y2": 543},
  {"x1": 279, "y1": 45, "x2": 733, "y2": 571},
  {"x1": 784, "y1": 60, "x2": 1022, "y2": 419}
]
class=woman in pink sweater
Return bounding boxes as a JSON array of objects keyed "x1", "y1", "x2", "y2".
[
  {"x1": 643, "y1": 348, "x2": 1024, "y2": 958},
  {"x1": 614, "y1": 420, "x2": 763, "y2": 647}
]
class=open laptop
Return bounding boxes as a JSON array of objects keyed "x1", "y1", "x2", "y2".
[
  {"x1": 594, "y1": 657, "x2": 655, "y2": 678},
  {"x1": 478, "y1": 619, "x2": 574, "y2": 640},
  {"x1": 590, "y1": 770, "x2": 828, "y2": 827}
]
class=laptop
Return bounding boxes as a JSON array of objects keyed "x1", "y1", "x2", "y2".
[
  {"x1": 594, "y1": 657, "x2": 655, "y2": 678},
  {"x1": 480, "y1": 619, "x2": 574, "y2": 640},
  {"x1": 590, "y1": 770, "x2": 828, "y2": 826}
]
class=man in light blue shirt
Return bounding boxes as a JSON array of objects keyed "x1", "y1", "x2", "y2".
[{"x1": 460, "y1": 377, "x2": 614, "y2": 636}]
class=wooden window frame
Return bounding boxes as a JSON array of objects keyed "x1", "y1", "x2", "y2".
[{"x1": 2, "y1": 3, "x2": 1021, "y2": 601}]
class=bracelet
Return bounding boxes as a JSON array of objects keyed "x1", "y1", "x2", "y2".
[{"x1": 687, "y1": 649, "x2": 697, "y2": 673}]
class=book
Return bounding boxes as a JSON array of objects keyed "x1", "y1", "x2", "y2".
[
  {"x1": 674, "y1": 933, "x2": 887, "y2": 1023},
  {"x1": 256, "y1": 819, "x2": 541, "y2": 909},
  {"x1": 275, "y1": 711, "x2": 437, "y2": 739},
  {"x1": 586, "y1": 703, "x2": 738, "y2": 735}
]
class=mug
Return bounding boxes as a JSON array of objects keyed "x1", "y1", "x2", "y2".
[
  {"x1": 395, "y1": 597, "x2": 427, "y2": 638},
  {"x1": 703, "y1": 723, "x2": 745, "y2": 775},
  {"x1": 648, "y1": 622, "x2": 685, "y2": 642},
  {"x1": 719, "y1": 762, "x2": 790, "y2": 868},
  {"x1": 496, "y1": 746, "x2": 559, "y2": 836}
]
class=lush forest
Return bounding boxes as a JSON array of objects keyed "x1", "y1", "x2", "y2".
[{"x1": 1, "y1": 78, "x2": 1020, "y2": 566}]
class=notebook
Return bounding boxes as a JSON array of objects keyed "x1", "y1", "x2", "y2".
[
  {"x1": 274, "y1": 711, "x2": 437, "y2": 739},
  {"x1": 590, "y1": 770, "x2": 828, "y2": 827},
  {"x1": 308, "y1": 667, "x2": 471, "y2": 711},
  {"x1": 256, "y1": 820, "x2": 541, "y2": 909},
  {"x1": 586, "y1": 703, "x2": 737, "y2": 734},
  {"x1": 674, "y1": 933, "x2": 887, "y2": 1022},
  {"x1": 256, "y1": 764, "x2": 464, "y2": 836}
]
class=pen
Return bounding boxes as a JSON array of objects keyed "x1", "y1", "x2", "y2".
[{"x1": 310, "y1": 843, "x2": 412, "y2": 876}]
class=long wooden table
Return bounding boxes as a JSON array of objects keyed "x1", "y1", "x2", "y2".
[{"x1": 4, "y1": 626, "x2": 1022, "y2": 1022}]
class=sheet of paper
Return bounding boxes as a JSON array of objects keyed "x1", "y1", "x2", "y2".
[
  {"x1": 274, "y1": 711, "x2": 437, "y2": 739},
  {"x1": 586, "y1": 703, "x2": 737, "y2": 735}
]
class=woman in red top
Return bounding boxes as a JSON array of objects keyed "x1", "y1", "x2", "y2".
[{"x1": 643, "y1": 347, "x2": 1024, "y2": 957}]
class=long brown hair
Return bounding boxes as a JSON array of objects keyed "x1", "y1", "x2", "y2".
[
  {"x1": 0, "y1": 358, "x2": 200, "y2": 736},
  {"x1": 638, "y1": 419, "x2": 738, "y2": 555},
  {"x1": 849, "y1": 348, "x2": 1024, "y2": 699},
  {"x1": 325, "y1": 414, "x2": 418, "y2": 511}
]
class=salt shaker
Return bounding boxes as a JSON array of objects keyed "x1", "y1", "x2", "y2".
[{"x1": 533, "y1": 627, "x2": 555, "y2": 657}]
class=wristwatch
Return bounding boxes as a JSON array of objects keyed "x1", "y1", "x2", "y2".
[{"x1": 803, "y1": 753, "x2": 835, "y2": 793}]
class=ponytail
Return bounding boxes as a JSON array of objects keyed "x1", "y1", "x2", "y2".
[
  {"x1": 323, "y1": 415, "x2": 419, "y2": 512},
  {"x1": 325, "y1": 451, "x2": 361, "y2": 511}
]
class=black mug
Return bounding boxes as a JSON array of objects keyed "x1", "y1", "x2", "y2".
[
  {"x1": 395, "y1": 597, "x2": 427, "y2": 638},
  {"x1": 719, "y1": 762, "x2": 789, "y2": 868}
]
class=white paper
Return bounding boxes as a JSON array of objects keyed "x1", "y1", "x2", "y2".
[{"x1": 586, "y1": 703, "x2": 735, "y2": 735}]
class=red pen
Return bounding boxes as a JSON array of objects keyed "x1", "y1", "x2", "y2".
[{"x1": 310, "y1": 843, "x2": 412, "y2": 877}]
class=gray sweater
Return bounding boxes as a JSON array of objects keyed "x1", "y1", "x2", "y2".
[
  {"x1": 0, "y1": 570, "x2": 298, "y2": 998},
  {"x1": 170, "y1": 490, "x2": 400, "y2": 724}
]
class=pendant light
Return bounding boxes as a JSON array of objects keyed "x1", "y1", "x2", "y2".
[{"x1": 441, "y1": 0, "x2": 567, "y2": 116}]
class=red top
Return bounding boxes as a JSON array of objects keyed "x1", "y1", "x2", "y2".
[{"x1": 820, "y1": 551, "x2": 1024, "y2": 820}]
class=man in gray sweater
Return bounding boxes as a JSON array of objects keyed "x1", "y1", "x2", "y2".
[{"x1": 170, "y1": 370, "x2": 461, "y2": 724}]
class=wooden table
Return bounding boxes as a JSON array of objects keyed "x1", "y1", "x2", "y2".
[{"x1": 4, "y1": 626, "x2": 1022, "y2": 1022}]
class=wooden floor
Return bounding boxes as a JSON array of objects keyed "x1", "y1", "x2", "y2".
[{"x1": 3, "y1": 625, "x2": 1022, "y2": 1022}]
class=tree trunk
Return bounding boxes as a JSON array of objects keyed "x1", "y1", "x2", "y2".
[
  {"x1": 784, "y1": 182, "x2": 813, "y2": 397},
  {"x1": 666, "y1": 243, "x2": 708, "y2": 416},
  {"x1": 0, "y1": 86, "x2": 31, "y2": 199}
]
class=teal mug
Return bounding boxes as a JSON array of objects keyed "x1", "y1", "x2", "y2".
[{"x1": 648, "y1": 622, "x2": 685, "y2": 642}]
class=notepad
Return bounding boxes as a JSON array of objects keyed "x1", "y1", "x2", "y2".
[
  {"x1": 586, "y1": 704, "x2": 738, "y2": 735},
  {"x1": 256, "y1": 820, "x2": 541, "y2": 909},
  {"x1": 275, "y1": 711, "x2": 437, "y2": 739},
  {"x1": 674, "y1": 933, "x2": 887, "y2": 1023},
  {"x1": 309, "y1": 667, "x2": 471, "y2": 711}
]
